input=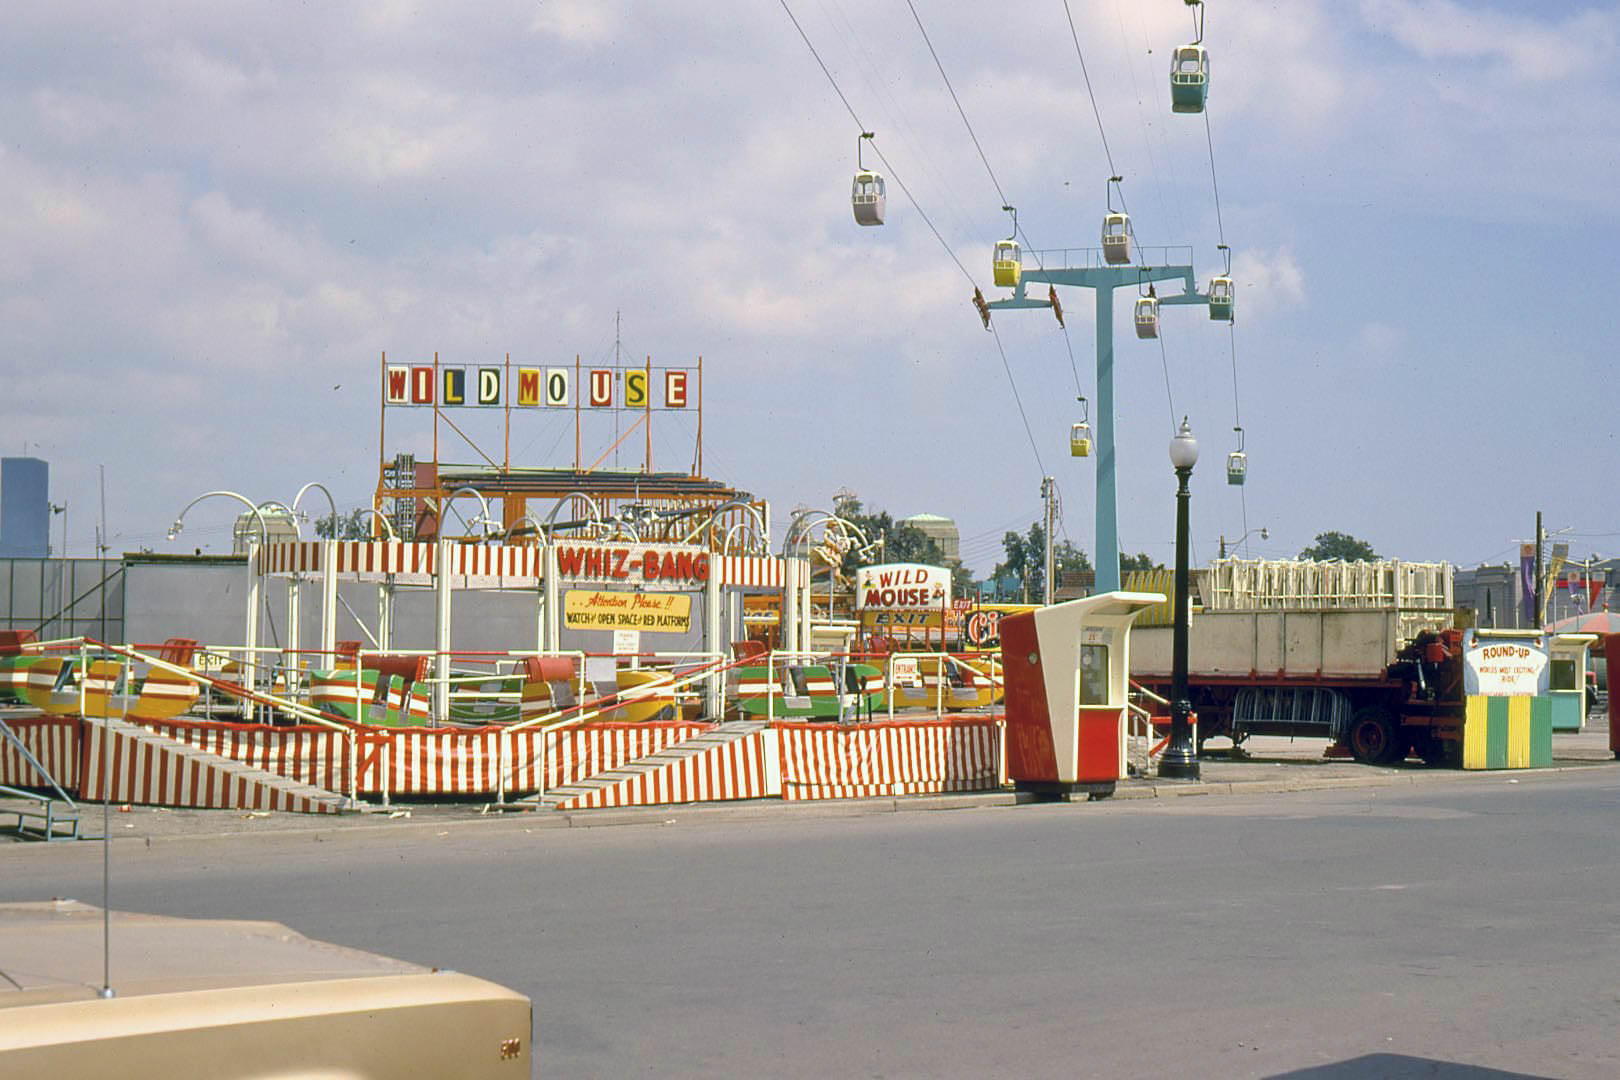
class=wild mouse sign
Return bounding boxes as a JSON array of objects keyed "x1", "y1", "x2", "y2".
[
  {"x1": 856, "y1": 563, "x2": 950, "y2": 628},
  {"x1": 1462, "y1": 633, "x2": 1550, "y2": 696}
]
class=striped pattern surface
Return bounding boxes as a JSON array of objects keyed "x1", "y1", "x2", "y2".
[
  {"x1": 1463, "y1": 695, "x2": 1553, "y2": 770},
  {"x1": 776, "y1": 718, "x2": 1000, "y2": 800},
  {"x1": 509, "y1": 722, "x2": 712, "y2": 794},
  {"x1": 82, "y1": 717, "x2": 346, "y2": 813},
  {"x1": 140, "y1": 718, "x2": 352, "y2": 793},
  {"x1": 714, "y1": 555, "x2": 788, "y2": 588},
  {"x1": 552, "y1": 729, "x2": 769, "y2": 810},
  {"x1": 0, "y1": 716, "x2": 81, "y2": 789},
  {"x1": 258, "y1": 540, "x2": 543, "y2": 581}
]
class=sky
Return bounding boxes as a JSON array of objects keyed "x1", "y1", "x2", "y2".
[{"x1": 3, "y1": 0, "x2": 1618, "y2": 578}]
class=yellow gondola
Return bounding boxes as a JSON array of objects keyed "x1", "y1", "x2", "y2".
[{"x1": 993, "y1": 204, "x2": 1021, "y2": 287}]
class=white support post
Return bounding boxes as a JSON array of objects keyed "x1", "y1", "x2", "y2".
[
  {"x1": 706, "y1": 568, "x2": 724, "y2": 719},
  {"x1": 285, "y1": 576, "x2": 301, "y2": 679},
  {"x1": 434, "y1": 536, "x2": 453, "y2": 723},
  {"x1": 543, "y1": 545, "x2": 561, "y2": 652},
  {"x1": 782, "y1": 560, "x2": 799, "y2": 655},
  {"x1": 320, "y1": 538, "x2": 339, "y2": 660},
  {"x1": 378, "y1": 577, "x2": 395, "y2": 652},
  {"x1": 243, "y1": 540, "x2": 260, "y2": 719}
]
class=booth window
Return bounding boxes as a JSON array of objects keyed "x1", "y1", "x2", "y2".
[
  {"x1": 1079, "y1": 644, "x2": 1109, "y2": 705},
  {"x1": 1549, "y1": 658, "x2": 1577, "y2": 691}
]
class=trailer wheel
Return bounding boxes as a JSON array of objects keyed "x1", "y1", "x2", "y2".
[{"x1": 1348, "y1": 706, "x2": 1399, "y2": 764}]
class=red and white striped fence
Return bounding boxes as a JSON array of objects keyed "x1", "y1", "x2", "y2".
[
  {"x1": 775, "y1": 718, "x2": 1000, "y2": 801},
  {"x1": 0, "y1": 716, "x2": 80, "y2": 790}
]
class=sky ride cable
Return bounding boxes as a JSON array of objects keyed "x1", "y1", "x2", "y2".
[
  {"x1": 778, "y1": 0, "x2": 1049, "y2": 478},
  {"x1": 776, "y1": 0, "x2": 975, "y2": 287}
]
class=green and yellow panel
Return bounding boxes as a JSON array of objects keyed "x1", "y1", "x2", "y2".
[{"x1": 1462, "y1": 695, "x2": 1552, "y2": 770}]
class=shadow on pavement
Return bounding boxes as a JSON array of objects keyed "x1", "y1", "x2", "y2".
[{"x1": 1267, "y1": 1054, "x2": 1558, "y2": 1079}]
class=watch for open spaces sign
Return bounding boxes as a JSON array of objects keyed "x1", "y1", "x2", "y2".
[
  {"x1": 384, "y1": 365, "x2": 690, "y2": 409},
  {"x1": 564, "y1": 590, "x2": 693, "y2": 633}
]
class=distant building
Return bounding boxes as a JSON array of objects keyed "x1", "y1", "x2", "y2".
[
  {"x1": 1455, "y1": 563, "x2": 1522, "y2": 628},
  {"x1": 0, "y1": 457, "x2": 49, "y2": 558},
  {"x1": 232, "y1": 507, "x2": 302, "y2": 554},
  {"x1": 901, "y1": 513, "x2": 960, "y2": 564}
]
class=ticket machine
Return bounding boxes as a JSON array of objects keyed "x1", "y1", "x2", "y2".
[{"x1": 999, "y1": 591, "x2": 1165, "y2": 797}]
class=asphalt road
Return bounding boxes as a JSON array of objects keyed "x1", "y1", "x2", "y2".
[{"x1": 7, "y1": 770, "x2": 1620, "y2": 1079}]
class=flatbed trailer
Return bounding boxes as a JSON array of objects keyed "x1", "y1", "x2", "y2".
[{"x1": 1130, "y1": 608, "x2": 1464, "y2": 764}]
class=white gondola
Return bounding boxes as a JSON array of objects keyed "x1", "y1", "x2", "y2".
[
  {"x1": 852, "y1": 171, "x2": 885, "y2": 226},
  {"x1": 1172, "y1": 1, "x2": 1209, "y2": 114},
  {"x1": 1134, "y1": 291, "x2": 1159, "y2": 339},
  {"x1": 1071, "y1": 397, "x2": 1092, "y2": 457},
  {"x1": 1102, "y1": 212, "x2": 1133, "y2": 265},
  {"x1": 1227, "y1": 426, "x2": 1246, "y2": 485},
  {"x1": 1208, "y1": 275, "x2": 1234, "y2": 321},
  {"x1": 1227, "y1": 449, "x2": 1247, "y2": 485},
  {"x1": 852, "y1": 132, "x2": 886, "y2": 226},
  {"x1": 993, "y1": 204, "x2": 1021, "y2": 287},
  {"x1": 1171, "y1": 44, "x2": 1209, "y2": 113}
]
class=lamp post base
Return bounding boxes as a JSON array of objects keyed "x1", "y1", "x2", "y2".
[{"x1": 1156, "y1": 750, "x2": 1200, "y2": 780}]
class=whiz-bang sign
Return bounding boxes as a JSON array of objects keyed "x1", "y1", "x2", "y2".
[{"x1": 384, "y1": 365, "x2": 691, "y2": 409}]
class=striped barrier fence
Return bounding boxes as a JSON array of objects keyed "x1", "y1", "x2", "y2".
[
  {"x1": 0, "y1": 715, "x2": 81, "y2": 790},
  {"x1": 140, "y1": 718, "x2": 353, "y2": 793},
  {"x1": 81, "y1": 717, "x2": 346, "y2": 813},
  {"x1": 775, "y1": 717, "x2": 1000, "y2": 801},
  {"x1": 550, "y1": 728, "x2": 770, "y2": 810}
]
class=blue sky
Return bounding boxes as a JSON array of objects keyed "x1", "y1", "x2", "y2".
[{"x1": 3, "y1": 1, "x2": 1617, "y2": 575}]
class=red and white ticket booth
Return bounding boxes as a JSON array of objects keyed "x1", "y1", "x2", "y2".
[{"x1": 999, "y1": 591, "x2": 1166, "y2": 798}]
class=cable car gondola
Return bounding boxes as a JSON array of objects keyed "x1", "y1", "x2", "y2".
[
  {"x1": 1171, "y1": 2, "x2": 1209, "y2": 115},
  {"x1": 993, "y1": 204, "x2": 1021, "y2": 288},
  {"x1": 1101, "y1": 176, "x2": 1132, "y2": 265},
  {"x1": 1227, "y1": 426, "x2": 1247, "y2": 486},
  {"x1": 852, "y1": 132, "x2": 886, "y2": 226},
  {"x1": 1208, "y1": 243, "x2": 1234, "y2": 322},
  {"x1": 1071, "y1": 396, "x2": 1092, "y2": 458},
  {"x1": 1135, "y1": 283, "x2": 1159, "y2": 339}
]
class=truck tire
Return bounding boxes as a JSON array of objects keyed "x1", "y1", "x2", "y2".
[{"x1": 1348, "y1": 706, "x2": 1400, "y2": 764}]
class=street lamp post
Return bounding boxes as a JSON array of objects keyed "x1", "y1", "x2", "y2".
[{"x1": 1159, "y1": 417, "x2": 1201, "y2": 780}]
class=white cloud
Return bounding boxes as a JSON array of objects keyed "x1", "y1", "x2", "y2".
[{"x1": 1360, "y1": 0, "x2": 1620, "y2": 81}]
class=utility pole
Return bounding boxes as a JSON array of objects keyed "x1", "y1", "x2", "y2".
[
  {"x1": 1041, "y1": 476, "x2": 1056, "y2": 605},
  {"x1": 1534, "y1": 511, "x2": 1544, "y2": 629}
]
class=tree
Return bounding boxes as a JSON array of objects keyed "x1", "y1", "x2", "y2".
[
  {"x1": 313, "y1": 508, "x2": 375, "y2": 540},
  {"x1": 826, "y1": 493, "x2": 977, "y2": 599},
  {"x1": 1299, "y1": 531, "x2": 1378, "y2": 562},
  {"x1": 1119, "y1": 551, "x2": 1163, "y2": 574},
  {"x1": 991, "y1": 522, "x2": 1091, "y2": 601}
]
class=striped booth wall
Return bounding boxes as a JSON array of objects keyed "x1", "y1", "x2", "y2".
[
  {"x1": 1462, "y1": 695, "x2": 1553, "y2": 770},
  {"x1": 775, "y1": 718, "x2": 1001, "y2": 801},
  {"x1": 551, "y1": 729, "x2": 769, "y2": 810},
  {"x1": 0, "y1": 716, "x2": 81, "y2": 790}
]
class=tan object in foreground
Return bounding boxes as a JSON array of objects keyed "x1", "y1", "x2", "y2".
[{"x1": 0, "y1": 900, "x2": 531, "y2": 1077}]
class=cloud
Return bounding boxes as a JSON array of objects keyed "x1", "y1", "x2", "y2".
[{"x1": 1360, "y1": 0, "x2": 1620, "y2": 81}]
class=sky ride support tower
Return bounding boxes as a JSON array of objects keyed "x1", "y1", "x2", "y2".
[{"x1": 984, "y1": 246, "x2": 1216, "y2": 593}]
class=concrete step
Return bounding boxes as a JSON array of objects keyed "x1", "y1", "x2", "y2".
[
  {"x1": 83, "y1": 717, "x2": 365, "y2": 815},
  {"x1": 524, "y1": 719, "x2": 768, "y2": 811}
]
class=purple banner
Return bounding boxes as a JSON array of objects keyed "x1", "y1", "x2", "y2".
[{"x1": 1520, "y1": 545, "x2": 1537, "y2": 625}]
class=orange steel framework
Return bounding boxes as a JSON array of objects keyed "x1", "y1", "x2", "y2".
[{"x1": 374, "y1": 352, "x2": 764, "y2": 548}]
